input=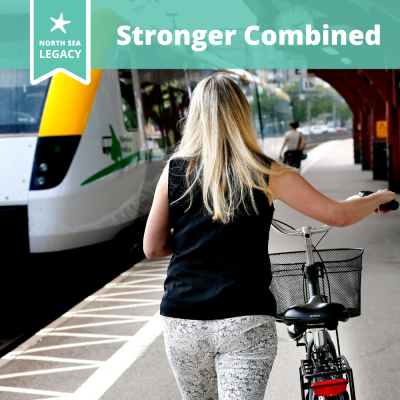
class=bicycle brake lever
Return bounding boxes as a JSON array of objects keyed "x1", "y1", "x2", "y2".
[{"x1": 358, "y1": 191, "x2": 374, "y2": 198}]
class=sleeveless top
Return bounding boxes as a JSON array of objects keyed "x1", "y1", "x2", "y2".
[{"x1": 160, "y1": 157, "x2": 277, "y2": 320}]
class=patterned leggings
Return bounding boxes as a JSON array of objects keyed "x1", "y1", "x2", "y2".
[{"x1": 162, "y1": 315, "x2": 278, "y2": 400}]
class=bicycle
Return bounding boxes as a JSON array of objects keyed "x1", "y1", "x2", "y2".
[{"x1": 269, "y1": 191, "x2": 399, "y2": 400}]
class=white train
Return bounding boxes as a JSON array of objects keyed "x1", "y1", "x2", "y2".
[{"x1": 0, "y1": 69, "x2": 292, "y2": 254}]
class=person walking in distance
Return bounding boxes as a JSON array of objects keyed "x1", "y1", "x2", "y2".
[
  {"x1": 280, "y1": 120, "x2": 306, "y2": 168},
  {"x1": 143, "y1": 73, "x2": 396, "y2": 399}
]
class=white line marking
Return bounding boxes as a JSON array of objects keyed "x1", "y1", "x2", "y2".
[
  {"x1": 0, "y1": 365, "x2": 98, "y2": 380},
  {"x1": 301, "y1": 140, "x2": 339, "y2": 175},
  {"x1": 130, "y1": 267, "x2": 167, "y2": 273},
  {"x1": 123, "y1": 273, "x2": 166, "y2": 277},
  {"x1": 55, "y1": 318, "x2": 150, "y2": 331},
  {"x1": 0, "y1": 263, "x2": 142, "y2": 368},
  {"x1": 134, "y1": 262, "x2": 169, "y2": 267},
  {"x1": 23, "y1": 338, "x2": 128, "y2": 354},
  {"x1": 63, "y1": 313, "x2": 153, "y2": 320},
  {"x1": 45, "y1": 332, "x2": 131, "y2": 339},
  {"x1": 0, "y1": 386, "x2": 71, "y2": 397},
  {"x1": 33, "y1": 398, "x2": 69, "y2": 400},
  {"x1": 117, "y1": 277, "x2": 165, "y2": 284},
  {"x1": 69, "y1": 313, "x2": 163, "y2": 400},
  {"x1": 104, "y1": 284, "x2": 162, "y2": 289},
  {"x1": 89, "y1": 298, "x2": 161, "y2": 303},
  {"x1": 34, "y1": 398, "x2": 68, "y2": 400},
  {"x1": 98, "y1": 288, "x2": 164, "y2": 298},
  {"x1": 14, "y1": 355, "x2": 103, "y2": 365},
  {"x1": 73, "y1": 302, "x2": 159, "y2": 313}
]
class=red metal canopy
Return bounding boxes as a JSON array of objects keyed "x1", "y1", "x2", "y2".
[{"x1": 309, "y1": 69, "x2": 400, "y2": 192}]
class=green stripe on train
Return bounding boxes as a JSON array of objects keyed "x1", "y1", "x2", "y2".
[{"x1": 81, "y1": 125, "x2": 166, "y2": 186}]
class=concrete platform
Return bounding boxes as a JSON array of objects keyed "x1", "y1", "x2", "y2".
[{"x1": 0, "y1": 138, "x2": 398, "y2": 400}]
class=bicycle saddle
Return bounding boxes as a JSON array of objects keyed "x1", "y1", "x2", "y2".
[{"x1": 282, "y1": 295, "x2": 350, "y2": 325}]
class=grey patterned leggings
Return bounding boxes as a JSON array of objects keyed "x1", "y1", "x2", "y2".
[{"x1": 162, "y1": 315, "x2": 278, "y2": 400}]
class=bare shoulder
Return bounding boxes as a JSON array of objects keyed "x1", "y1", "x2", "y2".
[
  {"x1": 270, "y1": 159, "x2": 297, "y2": 176},
  {"x1": 269, "y1": 161, "x2": 299, "y2": 197},
  {"x1": 155, "y1": 161, "x2": 170, "y2": 192},
  {"x1": 270, "y1": 160, "x2": 287, "y2": 172}
]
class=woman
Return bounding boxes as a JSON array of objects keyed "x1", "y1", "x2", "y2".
[
  {"x1": 143, "y1": 74, "x2": 395, "y2": 400},
  {"x1": 279, "y1": 120, "x2": 306, "y2": 168}
]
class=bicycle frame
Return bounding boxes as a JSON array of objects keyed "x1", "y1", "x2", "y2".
[{"x1": 271, "y1": 220, "x2": 356, "y2": 400}]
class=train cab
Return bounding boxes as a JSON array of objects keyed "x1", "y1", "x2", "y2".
[{"x1": 0, "y1": 69, "x2": 292, "y2": 254}]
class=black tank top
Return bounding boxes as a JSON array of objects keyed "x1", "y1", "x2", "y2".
[{"x1": 160, "y1": 157, "x2": 277, "y2": 320}]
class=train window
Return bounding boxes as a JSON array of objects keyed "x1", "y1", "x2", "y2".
[
  {"x1": 140, "y1": 79, "x2": 189, "y2": 151},
  {"x1": 0, "y1": 70, "x2": 50, "y2": 134},
  {"x1": 118, "y1": 69, "x2": 138, "y2": 131},
  {"x1": 141, "y1": 82, "x2": 168, "y2": 149}
]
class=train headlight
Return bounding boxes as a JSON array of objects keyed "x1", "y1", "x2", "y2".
[
  {"x1": 39, "y1": 163, "x2": 48, "y2": 172},
  {"x1": 30, "y1": 136, "x2": 81, "y2": 190},
  {"x1": 37, "y1": 176, "x2": 46, "y2": 186}
]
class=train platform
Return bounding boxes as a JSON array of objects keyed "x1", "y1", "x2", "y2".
[{"x1": 0, "y1": 138, "x2": 399, "y2": 400}]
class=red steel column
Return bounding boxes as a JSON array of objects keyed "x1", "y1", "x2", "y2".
[
  {"x1": 388, "y1": 70, "x2": 400, "y2": 192},
  {"x1": 353, "y1": 112, "x2": 361, "y2": 164},
  {"x1": 360, "y1": 102, "x2": 371, "y2": 170},
  {"x1": 386, "y1": 101, "x2": 400, "y2": 191},
  {"x1": 358, "y1": 72, "x2": 386, "y2": 174},
  {"x1": 363, "y1": 70, "x2": 400, "y2": 191}
]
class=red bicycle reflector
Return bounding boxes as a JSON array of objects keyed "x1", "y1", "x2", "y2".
[{"x1": 312, "y1": 378, "x2": 348, "y2": 397}]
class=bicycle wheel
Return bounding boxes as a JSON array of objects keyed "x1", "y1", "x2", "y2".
[{"x1": 307, "y1": 335, "x2": 349, "y2": 400}]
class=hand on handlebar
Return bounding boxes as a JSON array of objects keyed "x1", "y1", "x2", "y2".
[{"x1": 374, "y1": 189, "x2": 397, "y2": 214}]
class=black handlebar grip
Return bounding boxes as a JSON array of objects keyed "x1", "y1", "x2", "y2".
[
  {"x1": 359, "y1": 190, "x2": 399, "y2": 211},
  {"x1": 379, "y1": 201, "x2": 399, "y2": 211}
]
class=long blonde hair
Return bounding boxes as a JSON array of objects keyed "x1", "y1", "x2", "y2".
[{"x1": 169, "y1": 73, "x2": 295, "y2": 223}]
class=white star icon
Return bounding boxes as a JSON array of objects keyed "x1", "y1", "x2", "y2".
[{"x1": 50, "y1": 13, "x2": 71, "y2": 34}]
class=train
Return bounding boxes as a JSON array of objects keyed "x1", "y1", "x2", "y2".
[{"x1": 0, "y1": 68, "x2": 292, "y2": 254}]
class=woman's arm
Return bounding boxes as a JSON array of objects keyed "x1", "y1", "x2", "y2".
[
  {"x1": 143, "y1": 163, "x2": 173, "y2": 259},
  {"x1": 269, "y1": 164, "x2": 396, "y2": 227}
]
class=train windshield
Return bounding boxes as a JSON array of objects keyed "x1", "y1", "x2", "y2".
[{"x1": 0, "y1": 70, "x2": 50, "y2": 134}]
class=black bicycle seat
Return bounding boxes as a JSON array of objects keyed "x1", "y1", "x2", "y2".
[{"x1": 282, "y1": 295, "x2": 350, "y2": 325}]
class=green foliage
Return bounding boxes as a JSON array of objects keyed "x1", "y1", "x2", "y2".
[{"x1": 285, "y1": 81, "x2": 352, "y2": 125}]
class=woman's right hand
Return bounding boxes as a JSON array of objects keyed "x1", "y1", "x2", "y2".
[
  {"x1": 374, "y1": 189, "x2": 397, "y2": 214},
  {"x1": 377, "y1": 189, "x2": 397, "y2": 203}
]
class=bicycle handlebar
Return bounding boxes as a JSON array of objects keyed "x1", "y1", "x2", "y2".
[
  {"x1": 271, "y1": 220, "x2": 332, "y2": 236},
  {"x1": 272, "y1": 190, "x2": 398, "y2": 236},
  {"x1": 359, "y1": 190, "x2": 399, "y2": 211}
]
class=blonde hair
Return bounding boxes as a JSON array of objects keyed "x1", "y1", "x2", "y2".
[{"x1": 169, "y1": 73, "x2": 295, "y2": 224}]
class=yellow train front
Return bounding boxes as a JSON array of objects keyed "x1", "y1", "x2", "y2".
[{"x1": 0, "y1": 69, "x2": 292, "y2": 255}]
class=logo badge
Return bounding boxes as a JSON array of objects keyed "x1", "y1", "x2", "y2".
[{"x1": 30, "y1": 0, "x2": 91, "y2": 85}]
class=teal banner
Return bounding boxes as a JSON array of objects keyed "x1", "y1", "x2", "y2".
[
  {"x1": 30, "y1": 0, "x2": 90, "y2": 84},
  {"x1": 0, "y1": 0, "x2": 399, "y2": 71}
]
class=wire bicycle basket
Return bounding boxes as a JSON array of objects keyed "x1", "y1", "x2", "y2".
[{"x1": 269, "y1": 248, "x2": 363, "y2": 320}]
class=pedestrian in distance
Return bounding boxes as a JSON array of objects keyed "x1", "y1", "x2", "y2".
[
  {"x1": 143, "y1": 73, "x2": 396, "y2": 400},
  {"x1": 279, "y1": 120, "x2": 306, "y2": 169}
]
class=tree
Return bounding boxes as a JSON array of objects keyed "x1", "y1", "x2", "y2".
[{"x1": 285, "y1": 81, "x2": 352, "y2": 125}]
